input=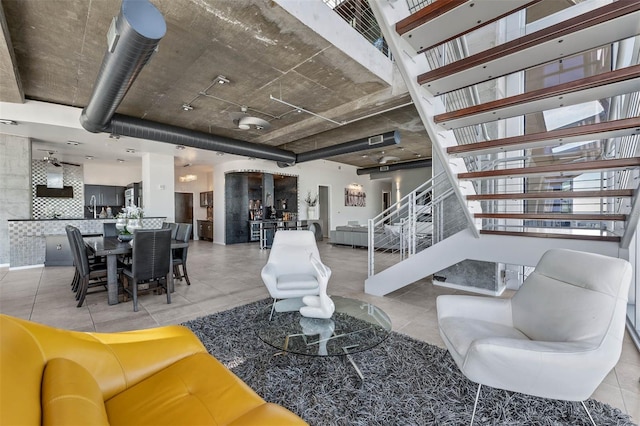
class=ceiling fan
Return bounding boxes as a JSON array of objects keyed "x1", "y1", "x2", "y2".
[
  {"x1": 40, "y1": 150, "x2": 81, "y2": 167},
  {"x1": 378, "y1": 155, "x2": 399, "y2": 164}
]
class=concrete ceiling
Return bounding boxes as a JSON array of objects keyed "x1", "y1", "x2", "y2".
[{"x1": 0, "y1": 0, "x2": 432, "y2": 170}]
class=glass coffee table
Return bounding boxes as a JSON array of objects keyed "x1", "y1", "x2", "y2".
[{"x1": 257, "y1": 296, "x2": 392, "y2": 380}]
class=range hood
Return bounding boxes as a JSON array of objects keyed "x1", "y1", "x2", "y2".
[{"x1": 46, "y1": 166, "x2": 63, "y2": 189}]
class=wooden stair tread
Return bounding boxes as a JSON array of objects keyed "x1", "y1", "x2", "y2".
[
  {"x1": 480, "y1": 230, "x2": 621, "y2": 242},
  {"x1": 417, "y1": 1, "x2": 640, "y2": 94},
  {"x1": 475, "y1": 213, "x2": 626, "y2": 221},
  {"x1": 396, "y1": 0, "x2": 539, "y2": 53},
  {"x1": 467, "y1": 189, "x2": 634, "y2": 201},
  {"x1": 435, "y1": 65, "x2": 640, "y2": 126},
  {"x1": 447, "y1": 117, "x2": 640, "y2": 157},
  {"x1": 458, "y1": 158, "x2": 640, "y2": 180}
]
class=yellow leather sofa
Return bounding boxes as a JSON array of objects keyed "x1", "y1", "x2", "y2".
[{"x1": 0, "y1": 314, "x2": 307, "y2": 425}]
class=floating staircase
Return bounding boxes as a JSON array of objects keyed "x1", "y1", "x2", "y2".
[{"x1": 366, "y1": 0, "x2": 640, "y2": 295}]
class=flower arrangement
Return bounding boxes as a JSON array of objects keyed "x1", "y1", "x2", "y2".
[
  {"x1": 116, "y1": 205, "x2": 144, "y2": 238},
  {"x1": 305, "y1": 191, "x2": 318, "y2": 207},
  {"x1": 117, "y1": 205, "x2": 144, "y2": 219}
]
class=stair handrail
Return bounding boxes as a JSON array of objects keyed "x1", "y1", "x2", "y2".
[{"x1": 368, "y1": 171, "x2": 452, "y2": 276}]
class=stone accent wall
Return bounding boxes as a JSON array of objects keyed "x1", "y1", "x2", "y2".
[
  {"x1": 0, "y1": 135, "x2": 31, "y2": 265},
  {"x1": 8, "y1": 218, "x2": 165, "y2": 268}
]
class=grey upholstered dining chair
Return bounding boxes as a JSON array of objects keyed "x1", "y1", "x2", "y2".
[
  {"x1": 173, "y1": 223, "x2": 192, "y2": 286},
  {"x1": 103, "y1": 222, "x2": 118, "y2": 237},
  {"x1": 65, "y1": 225, "x2": 109, "y2": 307},
  {"x1": 162, "y1": 221, "x2": 178, "y2": 239},
  {"x1": 121, "y1": 228, "x2": 172, "y2": 312}
]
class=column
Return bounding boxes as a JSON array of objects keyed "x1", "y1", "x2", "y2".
[{"x1": 141, "y1": 152, "x2": 175, "y2": 222}]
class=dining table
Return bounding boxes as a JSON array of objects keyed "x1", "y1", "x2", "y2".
[{"x1": 84, "y1": 236, "x2": 189, "y2": 305}]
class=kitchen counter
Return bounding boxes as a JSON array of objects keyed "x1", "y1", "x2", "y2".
[
  {"x1": 248, "y1": 219, "x2": 311, "y2": 249},
  {"x1": 7, "y1": 217, "x2": 166, "y2": 268}
]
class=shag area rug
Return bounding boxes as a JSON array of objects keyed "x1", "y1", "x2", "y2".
[{"x1": 183, "y1": 299, "x2": 636, "y2": 426}]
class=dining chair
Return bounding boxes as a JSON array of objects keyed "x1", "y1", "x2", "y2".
[
  {"x1": 65, "y1": 225, "x2": 81, "y2": 293},
  {"x1": 173, "y1": 223, "x2": 192, "y2": 286},
  {"x1": 121, "y1": 228, "x2": 172, "y2": 312},
  {"x1": 162, "y1": 222, "x2": 178, "y2": 239},
  {"x1": 103, "y1": 222, "x2": 118, "y2": 237},
  {"x1": 66, "y1": 226, "x2": 109, "y2": 307}
]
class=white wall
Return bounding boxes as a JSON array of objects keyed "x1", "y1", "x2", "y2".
[
  {"x1": 212, "y1": 159, "x2": 386, "y2": 244},
  {"x1": 371, "y1": 167, "x2": 432, "y2": 203},
  {"x1": 83, "y1": 162, "x2": 141, "y2": 186},
  {"x1": 142, "y1": 153, "x2": 175, "y2": 221}
]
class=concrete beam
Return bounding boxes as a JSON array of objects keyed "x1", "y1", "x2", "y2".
[{"x1": 0, "y1": 3, "x2": 24, "y2": 103}]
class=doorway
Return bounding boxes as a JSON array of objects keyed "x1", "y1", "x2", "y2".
[
  {"x1": 174, "y1": 192, "x2": 193, "y2": 239},
  {"x1": 319, "y1": 186, "x2": 329, "y2": 238},
  {"x1": 382, "y1": 191, "x2": 390, "y2": 211}
]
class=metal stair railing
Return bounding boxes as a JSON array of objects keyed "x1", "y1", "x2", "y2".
[
  {"x1": 322, "y1": 0, "x2": 392, "y2": 58},
  {"x1": 367, "y1": 171, "x2": 455, "y2": 276}
]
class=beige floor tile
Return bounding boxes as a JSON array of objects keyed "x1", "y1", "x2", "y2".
[
  {"x1": 621, "y1": 389, "x2": 640, "y2": 423},
  {"x1": 614, "y1": 362, "x2": 640, "y2": 394}
]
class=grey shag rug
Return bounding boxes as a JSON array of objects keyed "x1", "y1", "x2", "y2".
[{"x1": 183, "y1": 299, "x2": 636, "y2": 426}]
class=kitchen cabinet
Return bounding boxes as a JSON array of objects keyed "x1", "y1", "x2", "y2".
[
  {"x1": 84, "y1": 185, "x2": 126, "y2": 206},
  {"x1": 200, "y1": 191, "x2": 213, "y2": 207},
  {"x1": 198, "y1": 220, "x2": 213, "y2": 241}
]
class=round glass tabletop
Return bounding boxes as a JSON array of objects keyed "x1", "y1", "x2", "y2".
[{"x1": 257, "y1": 296, "x2": 392, "y2": 357}]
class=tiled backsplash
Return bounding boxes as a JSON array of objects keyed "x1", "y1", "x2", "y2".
[{"x1": 31, "y1": 160, "x2": 84, "y2": 219}]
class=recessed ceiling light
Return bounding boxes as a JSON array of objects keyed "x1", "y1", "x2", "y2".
[
  {"x1": 66, "y1": 141, "x2": 80, "y2": 146},
  {"x1": 117, "y1": 159, "x2": 125, "y2": 163},
  {"x1": 85, "y1": 155, "x2": 94, "y2": 160},
  {"x1": 0, "y1": 119, "x2": 17, "y2": 125},
  {"x1": 176, "y1": 145, "x2": 186, "y2": 150},
  {"x1": 109, "y1": 133, "x2": 120, "y2": 140},
  {"x1": 125, "y1": 148, "x2": 135, "y2": 153},
  {"x1": 216, "y1": 152, "x2": 225, "y2": 156}
]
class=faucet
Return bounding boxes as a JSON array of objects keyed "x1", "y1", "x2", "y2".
[{"x1": 90, "y1": 195, "x2": 97, "y2": 219}]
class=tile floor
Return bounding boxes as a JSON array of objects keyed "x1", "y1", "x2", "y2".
[{"x1": 1, "y1": 239, "x2": 638, "y2": 422}]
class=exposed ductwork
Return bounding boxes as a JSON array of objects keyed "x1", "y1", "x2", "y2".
[
  {"x1": 295, "y1": 131, "x2": 400, "y2": 163},
  {"x1": 108, "y1": 114, "x2": 296, "y2": 164},
  {"x1": 356, "y1": 158, "x2": 433, "y2": 175},
  {"x1": 80, "y1": 0, "x2": 407, "y2": 166},
  {"x1": 80, "y1": 0, "x2": 166, "y2": 133}
]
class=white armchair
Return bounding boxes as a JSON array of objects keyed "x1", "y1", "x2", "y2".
[
  {"x1": 437, "y1": 248, "x2": 632, "y2": 425},
  {"x1": 261, "y1": 230, "x2": 331, "y2": 319}
]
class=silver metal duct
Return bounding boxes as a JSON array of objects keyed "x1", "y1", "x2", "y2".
[
  {"x1": 356, "y1": 158, "x2": 432, "y2": 175},
  {"x1": 296, "y1": 131, "x2": 400, "y2": 163},
  {"x1": 80, "y1": 0, "x2": 166, "y2": 133},
  {"x1": 108, "y1": 114, "x2": 297, "y2": 163}
]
